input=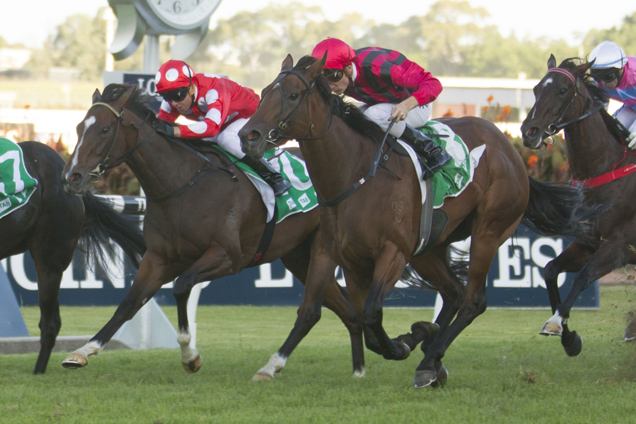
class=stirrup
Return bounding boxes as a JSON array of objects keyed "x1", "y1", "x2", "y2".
[{"x1": 267, "y1": 175, "x2": 292, "y2": 197}]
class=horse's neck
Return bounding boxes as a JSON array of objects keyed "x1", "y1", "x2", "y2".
[
  {"x1": 298, "y1": 118, "x2": 374, "y2": 201},
  {"x1": 564, "y1": 108, "x2": 625, "y2": 179},
  {"x1": 122, "y1": 120, "x2": 199, "y2": 199}
]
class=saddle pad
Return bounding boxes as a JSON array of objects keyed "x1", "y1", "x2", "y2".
[
  {"x1": 419, "y1": 121, "x2": 485, "y2": 208},
  {"x1": 0, "y1": 139, "x2": 37, "y2": 219},
  {"x1": 216, "y1": 147, "x2": 318, "y2": 223}
]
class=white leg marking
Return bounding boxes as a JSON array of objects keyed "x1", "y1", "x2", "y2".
[
  {"x1": 178, "y1": 330, "x2": 199, "y2": 364},
  {"x1": 255, "y1": 352, "x2": 288, "y2": 378}
]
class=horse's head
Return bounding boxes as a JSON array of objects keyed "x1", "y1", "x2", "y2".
[
  {"x1": 62, "y1": 84, "x2": 140, "y2": 194},
  {"x1": 520, "y1": 54, "x2": 593, "y2": 149},
  {"x1": 239, "y1": 53, "x2": 328, "y2": 158}
]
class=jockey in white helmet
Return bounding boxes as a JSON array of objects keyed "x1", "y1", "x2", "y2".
[{"x1": 589, "y1": 41, "x2": 636, "y2": 147}]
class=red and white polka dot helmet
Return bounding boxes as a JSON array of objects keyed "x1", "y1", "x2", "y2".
[{"x1": 155, "y1": 60, "x2": 195, "y2": 94}]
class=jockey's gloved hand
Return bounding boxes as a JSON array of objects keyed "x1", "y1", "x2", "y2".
[
  {"x1": 155, "y1": 120, "x2": 175, "y2": 137},
  {"x1": 628, "y1": 132, "x2": 636, "y2": 149}
]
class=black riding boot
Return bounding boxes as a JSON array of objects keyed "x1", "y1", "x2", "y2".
[
  {"x1": 240, "y1": 156, "x2": 292, "y2": 197},
  {"x1": 401, "y1": 125, "x2": 452, "y2": 179}
]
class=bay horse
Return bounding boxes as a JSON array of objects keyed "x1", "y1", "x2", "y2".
[
  {"x1": 0, "y1": 140, "x2": 145, "y2": 374},
  {"x1": 239, "y1": 54, "x2": 592, "y2": 388},
  {"x1": 521, "y1": 55, "x2": 636, "y2": 354},
  {"x1": 60, "y1": 83, "x2": 364, "y2": 379}
]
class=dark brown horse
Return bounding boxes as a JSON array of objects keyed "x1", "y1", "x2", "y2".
[
  {"x1": 521, "y1": 55, "x2": 636, "y2": 354},
  {"x1": 59, "y1": 84, "x2": 364, "y2": 379},
  {"x1": 239, "y1": 54, "x2": 591, "y2": 388},
  {"x1": 0, "y1": 140, "x2": 145, "y2": 374}
]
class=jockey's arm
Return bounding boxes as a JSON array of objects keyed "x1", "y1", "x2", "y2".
[{"x1": 390, "y1": 96, "x2": 419, "y2": 121}]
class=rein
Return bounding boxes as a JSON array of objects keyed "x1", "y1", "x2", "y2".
[
  {"x1": 90, "y1": 101, "x2": 236, "y2": 202},
  {"x1": 544, "y1": 68, "x2": 635, "y2": 188},
  {"x1": 318, "y1": 119, "x2": 396, "y2": 207}
]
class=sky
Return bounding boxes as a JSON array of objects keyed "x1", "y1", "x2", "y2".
[{"x1": 2, "y1": 0, "x2": 636, "y2": 49}]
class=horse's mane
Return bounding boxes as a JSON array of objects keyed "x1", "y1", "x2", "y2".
[
  {"x1": 558, "y1": 58, "x2": 630, "y2": 142},
  {"x1": 101, "y1": 83, "x2": 159, "y2": 123},
  {"x1": 294, "y1": 56, "x2": 387, "y2": 145}
]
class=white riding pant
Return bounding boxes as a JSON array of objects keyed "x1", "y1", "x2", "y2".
[
  {"x1": 358, "y1": 103, "x2": 433, "y2": 139},
  {"x1": 203, "y1": 118, "x2": 248, "y2": 159},
  {"x1": 613, "y1": 105, "x2": 636, "y2": 133}
]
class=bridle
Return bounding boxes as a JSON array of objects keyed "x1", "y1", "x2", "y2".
[
  {"x1": 90, "y1": 102, "x2": 154, "y2": 177},
  {"x1": 542, "y1": 68, "x2": 604, "y2": 137},
  {"x1": 259, "y1": 68, "x2": 333, "y2": 145},
  {"x1": 85, "y1": 100, "x2": 236, "y2": 202}
]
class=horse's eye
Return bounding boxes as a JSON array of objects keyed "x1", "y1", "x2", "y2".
[
  {"x1": 101, "y1": 126, "x2": 110, "y2": 134},
  {"x1": 558, "y1": 87, "x2": 568, "y2": 95},
  {"x1": 289, "y1": 93, "x2": 300, "y2": 101}
]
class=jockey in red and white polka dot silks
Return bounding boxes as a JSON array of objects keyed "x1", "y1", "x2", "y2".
[
  {"x1": 154, "y1": 60, "x2": 292, "y2": 197},
  {"x1": 311, "y1": 38, "x2": 451, "y2": 178},
  {"x1": 155, "y1": 60, "x2": 259, "y2": 148}
]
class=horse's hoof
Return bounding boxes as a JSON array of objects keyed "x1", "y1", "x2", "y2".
[
  {"x1": 252, "y1": 372, "x2": 274, "y2": 381},
  {"x1": 562, "y1": 331, "x2": 582, "y2": 357},
  {"x1": 540, "y1": 321, "x2": 563, "y2": 336},
  {"x1": 413, "y1": 369, "x2": 437, "y2": 389},
  {"x1": 182, "y1": 355, "x2": 203, "y2": 373},
  {"x1": 624, "y1": 321, "x2": 636, "y2": 342},
  {"x1": 62, "y1": 353, "x2": 88, "y2": 369},
  {"x1": 430, "y1": 365, "x2": 449, "y2": 388}
]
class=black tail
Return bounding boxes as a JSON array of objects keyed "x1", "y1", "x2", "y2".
[
  {"x1": 521, "y1": 177, "x2": 600, "y2": 239},
  {"x1": 401, "y1": 245, "x2": 469, "y2": 291},
  {"x1": 77, "y1": 192, "x2": 146, "y2": 275}
]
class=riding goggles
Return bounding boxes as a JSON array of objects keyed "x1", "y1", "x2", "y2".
[
  {"x1": 591, "y1": 69, "x2": 619, "y2": 83},
  {"x1": 161, "y1": 87, "x2": 190, "y2": 103},
  {"x1": 322, "y1": 69, "x2": 345, "y2": 82}
]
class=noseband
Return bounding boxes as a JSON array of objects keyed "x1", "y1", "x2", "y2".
[{"x1": 260, "y1": 68, "x2": 333, "y2": 145}]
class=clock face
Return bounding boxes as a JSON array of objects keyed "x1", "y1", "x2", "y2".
[{"x1": 139, "y1": 0, "x2": 221, "y2": 31}]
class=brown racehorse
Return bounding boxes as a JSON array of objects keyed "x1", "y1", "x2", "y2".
[
  {"x1": 60, "y1": 83, "x2": 364, "y2": 380},
  {"x1": 239, "y1": 54, "x2": 592, "y2": 388},
  {"x1": 0, "y1": 140, "x2": 145, "y2": 374},
  {"x1": 521, "y1": 55, "x2": 636, "y2": 354}
]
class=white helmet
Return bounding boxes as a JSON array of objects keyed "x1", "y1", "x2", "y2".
[{"x1": 589, "y1": 41, "x2": 627, "y2": 69}]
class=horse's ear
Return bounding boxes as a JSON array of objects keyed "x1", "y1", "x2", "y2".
[
  {"x1": 282, "y1": 54, "x2": 294, "y2": 71},
  {"x1": 573, "y1": 60, "x2": 593, "y2": 77},
  {"x1": 306, "y1": 51, "x2": 327, "y2": 81},
  {"x1": 113, "y1": 84, "x2": 137, "y2": 108},
  {"x1": 92, "y1": 89, "x2": 101, "y2": 104},
  {"x1": 547, "y1": 54, "x2": 557, "y2": 69}
]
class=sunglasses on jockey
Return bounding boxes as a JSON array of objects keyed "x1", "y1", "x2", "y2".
[
  {"x1": 591, "y1": 68, "x2": 620, "y2": 83},
  {"x1": 322, "y1": 68, "x2": 345, "y2": 82},
  {"x1": 161, "y1": 61, "x2": 193, "y2": 103},
  {"x1": 161, "y1": 86, "x2": 190, "y2": 103}
]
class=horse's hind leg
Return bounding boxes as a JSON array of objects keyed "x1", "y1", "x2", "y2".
[
  {"x1": 414, "y1": 233, "x2": 499, "y2": 388},
  {"x1": 30, "y1": 249, "x2": 67, "y2": 374},
  {"x1": 255, "y1": 235, "x2": 365, "y2": 380},
  {"x1": 540, "y1": 243, "x2": 593, "y2": 356}
]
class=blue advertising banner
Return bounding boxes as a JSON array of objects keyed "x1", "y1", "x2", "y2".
[{"x1": 1, "y1": 224, "x2": 598, "y2": 309}]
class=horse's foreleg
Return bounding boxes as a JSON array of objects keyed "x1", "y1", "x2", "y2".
[
  {"x1": 254, "y1": 240, "x2": 360, "y2": 380},
  {"x1": 355, "y1": 243, "x2": 414, "y2": 361},
  {"x1": 62, "y1": 256, "x2": 173, "y2": 369},
  {"x1": 172, "y1": 247, "x2": 234, "y2": 373}
]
